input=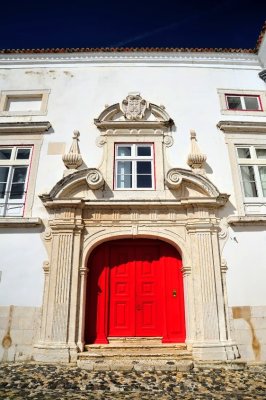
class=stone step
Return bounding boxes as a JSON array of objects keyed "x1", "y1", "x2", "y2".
[
  {"x1": 78, "y1": 339, "x2": 192, "y2": 370},
  {"x1": 80, "y1": 349, "x2": 191, "y2": 358},
  {"x1": 77, "y1": 356, "x2": 194, "y2": 371},
  {"x1": 108, "y1": 336, "x2": 163, "y2": 345}
]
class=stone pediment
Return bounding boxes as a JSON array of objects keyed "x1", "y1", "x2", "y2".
[
  {"x1": 40, "y1": 167, "x2": 228, "y2": 208},
  {"x1": 94, "y1": 92, "x2": 174, "y2": 130}
]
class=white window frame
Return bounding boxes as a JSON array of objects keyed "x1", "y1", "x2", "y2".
[
  {"x1": 0, "y1": 146, "x2": 33, "y2": 217},
  {"x1": 217, "y1": 89, "x2": 266, "y2": 116},
  {"x1": 226, "y1": 95, "x2": 262, "y2": 111},
  {"x1": 0, "y1": 90, "x2": 50, "y2": 116},
  {"x1": 114, "y1": 143, "x2": 154, "y2": 190},
  {"x1": 236, "y1": 146, "x2": 266, "y2": 201},
  {"x1": 219, "y1": 121, "x2": 266, "y2": 217}
]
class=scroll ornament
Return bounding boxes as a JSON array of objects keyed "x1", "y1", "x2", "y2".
[
  {"x1": 86, "y1": 169, "x2": 104, "y2": 189},
  {"x1": 165, "y1": 169, "x2": 183, "y2": 189}
]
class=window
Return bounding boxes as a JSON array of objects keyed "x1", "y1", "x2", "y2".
[
  {"x1": 0, "y1": 90, "x2": 50, "y2": 116},
  {"x1": 218, "y1": 120, "x2": 266, "y2": 218},
  {"x1": 237, "y1": 146, "x2": 266, "y2": 199},
  {"x1": 226, "y1": 95, "x2": 261, "y2": 111},
  {"x1": 0, "y1": 146, "x2": 32, "y2": 216},
  {"x1": 217, "y1": 89, "x2": 266, "y2": 116},
  {"x1": 115, "y1": 144, "x2": 154, "y2": 189}
]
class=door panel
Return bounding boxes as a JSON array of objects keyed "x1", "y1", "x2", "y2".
[
  {"x1": 135, "y1": 244, "x2": 162, "y2": 336},
  {"x1": 108, "y1": 245, "x2": 135, "y2": 336}
]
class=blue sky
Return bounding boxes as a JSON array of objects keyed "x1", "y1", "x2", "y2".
[{"x1": 0, "y1": 0, "x2": 265, "y2": 50}]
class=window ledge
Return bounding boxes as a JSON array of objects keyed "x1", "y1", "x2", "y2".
[
  {"x1": 217, "y1": 121, "x2": 266, "y2": 133},
  {"x1": 227, "y1": 215, "x2": 266, "y2": 226},
  {"x1": 0, "y1": 217, "x2": 42, "y2": 227},
  {"x1": 0, "y1": 121, "x2": 51, "y2": 133}
]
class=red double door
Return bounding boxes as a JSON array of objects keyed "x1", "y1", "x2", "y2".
[{"x1": 85, "y1": 239, "x2": 185, "y2": 344}]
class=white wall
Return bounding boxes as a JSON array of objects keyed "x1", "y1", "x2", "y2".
[
  {"x1": 0, "y1": 53, "x2": 266, "y2": 306},
  {"x1": 0, "y1": 230, "x2": 46, "y2": 306}
]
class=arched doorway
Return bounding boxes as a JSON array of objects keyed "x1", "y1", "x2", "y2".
[{"x1": 85, "y1": 239, "x2": 186, "y2": 344}]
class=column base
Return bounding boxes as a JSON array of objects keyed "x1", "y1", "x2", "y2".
[
  {"x1": 192, "y1": 341, "x2": 240, "y2": 361},
  {"x1": 33, "y1": 342, "x2": 78, "y2": 363}
]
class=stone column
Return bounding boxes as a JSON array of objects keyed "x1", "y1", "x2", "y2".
[
  {"x1": 182, "y1": 265, "x2": 194, "y2": 348},
  {"x1": 187, "y1": 219, "x2": 239, "y2": 360},
  {"x1": 34, "y1": 206, "x2": 84, "y2": 362}
]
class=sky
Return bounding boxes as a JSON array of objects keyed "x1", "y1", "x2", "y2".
[{"x1": 0, "y1": 0, "x2": 265, "y2": 50}]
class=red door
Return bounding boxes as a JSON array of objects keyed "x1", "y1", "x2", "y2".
[{"x1": 85, "y1": 239, "x2": 185, "y2": 343}]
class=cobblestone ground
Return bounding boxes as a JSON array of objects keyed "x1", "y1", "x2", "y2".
[{"x1": 0, "y1": 363, "x2": 266, "y2": 399}]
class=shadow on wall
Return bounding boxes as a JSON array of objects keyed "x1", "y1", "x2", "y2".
[{"x1": 232, "y1": 306, "x2": 261, "y2": 361}]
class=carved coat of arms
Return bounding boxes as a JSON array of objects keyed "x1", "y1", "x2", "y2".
[{"x1": 121, "y1": 93, "x2": 148, "y2": 120}]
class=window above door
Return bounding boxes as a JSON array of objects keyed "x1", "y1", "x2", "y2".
[{"x1": 114, "y1": 143, "x2": 154, "y2": 190}]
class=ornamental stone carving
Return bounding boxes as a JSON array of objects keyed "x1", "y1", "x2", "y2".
[
  {"x1": 86, "y1": 169, "x2": 104, "y2": 189},
  {"x1": 165, "y1": 169, "x2": 183, "y2": 189},
  {"x1": 187, "y1": 130, "x2": 207, "y2": 175},
  {"x1": 121, "y1": 92, "x2": 148, "y2": 120},
  {"x1": 62, "y1": 130, "x2": 83, "y2": 174}
]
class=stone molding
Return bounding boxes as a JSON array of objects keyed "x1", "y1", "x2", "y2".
[
  {"x1": 227, "y1": 215, "x2": 266, "y2": 225},
  {"x1": 0, "y1": 121, "x2": 51, "y2": 133},
  {"x1": 217, "y1": 121, "x2": 266, "y2": 133},
  {"x1": 0, "y1": 217, "x2": 42, "y2": 227},
  {"x1": 0, "y1": 52, "x2": 259, "y2": 68}
]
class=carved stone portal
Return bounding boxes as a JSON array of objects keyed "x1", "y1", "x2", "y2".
[{"x1": 34, "y1": 95, "x2": 238, "y2": 364}]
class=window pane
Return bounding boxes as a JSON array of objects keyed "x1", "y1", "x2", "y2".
[
  {"x1": 240, "y1": 166, "x2": 258, "y2": 197},
  {"x1": 117, "y1": 175, "x2": 132, "y2": 188},
  {"x1": 137, "y1": 161, "x2": 151, "y2": 174},
  {"x1": 259, "y1": 167, "x2": 266, "y2": 196},
  {"x1": 10, "y1": 183, "x2": 25, "y2": 199},
  {"x1": 117, "y1": 146, "x2": 131, "y2": 156},
  {"x1": 137, "y1": 146, "x2": 151, "y2": 156},
  {"x1": 244, "y1": 96, "x2": 260, "y2": 110},
  {"x1": 0, "y1": 167, "x2": 9, "y2": 182},
  {"x1": 0, "y1": 183, "x2": 7, "y2": 198},
  {"x1": 0, "y1": 149, "x2": 12, "y2": 160},
  {"x1": 255, "y1": 149, "x2": 266, "y2": 159},
  {"x1": 12, "y1": 167, "x2": 27, "y2": 183},
  {"x1": 16, "y1": 148, "x2": 31, "y2": 160},
  {"x1": 137, "y1": 175, "x2": 152, "y2": 188},
  {"x1": 227, "y1": 96, "x2": 242, "y2": 110},
  {"x1": 237, "y1": 148, "x2": 251, "y2": 159},
  {"x1": 117, "y1": 161, "x2": 132, "y2": 175},
  {"x1": 117, "y1": 161, "x2": 132, "y2": 188}
]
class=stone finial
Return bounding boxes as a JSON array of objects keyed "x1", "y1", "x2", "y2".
[
  {"x1": 187, "y1": 130, "x2": 207, "y2": 175},
  {"x1": 62, "y1": 130, "x2": 83, "y2": 175}
]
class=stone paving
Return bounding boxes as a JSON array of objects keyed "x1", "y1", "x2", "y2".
[{"x1": 0, "y1": 362, "x2": 266, "y2": 399}]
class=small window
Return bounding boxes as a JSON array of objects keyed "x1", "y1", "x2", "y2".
[
  {"x1": 0, "y1": 146, "x2": 32, "y2": 216},
  {"x1": 115, "y1": 144, "x2": 154, "y2": 189},
  {"x1": 0, "y1": 90, "x2": 50, "y2": 116},
  {"x1": 237, "y1": 146, "x2": 266, "y2": 199},
  {"x1": 226, "y1": 95, "x2": 261, "y2": 111},
  {"x1": 217, "y1": 89, "x2": 266, "y2": 116}
]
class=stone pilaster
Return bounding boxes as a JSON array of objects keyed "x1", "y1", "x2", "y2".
[
  {"x1": 186, "y1": 218, "x2": 239, "y2": 360},
  {"x1": 34, "y1": 206, "x2": 84, "y2": 362}
]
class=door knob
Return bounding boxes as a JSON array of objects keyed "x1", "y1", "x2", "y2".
[
  {"x1": 136, "y1": 304, "x2": 142, "y2": 311},
  {"x1": 172, "y1": 289, "x2": 177, "y2": 297}
]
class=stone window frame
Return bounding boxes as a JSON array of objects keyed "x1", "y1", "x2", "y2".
[
  {"x1": 0, "y1": 122, "x2": 51, "y2": 227},
  {"x1": 217, "y1": 89, "x2": 266, "y2": 117},
  {"x1": 218, "y1": 121, "x2": 266, "y2": 219},
  {"x1": 0, "y1": 90, "x2": 50, "y2": 116}
]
